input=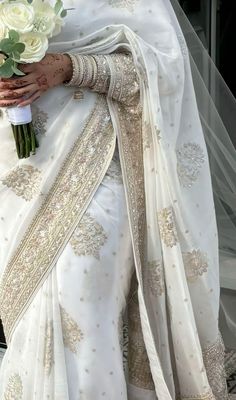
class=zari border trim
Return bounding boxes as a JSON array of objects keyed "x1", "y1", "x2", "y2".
[
  {"x1": 110, "y1": 97, "x2": 173, "y2": 398},
  {"x1": 0, "y1": 96, "x2": 116, "y2": 342},
  {"x1": 177, "y1": 393, "x2": 215, "y2": 400}
]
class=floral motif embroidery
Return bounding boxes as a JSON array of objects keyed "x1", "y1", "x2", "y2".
[
  {"x1": 183, "y1": 250, "x2": 208, "y2": 283},
  {"x1": 143, "y1": 122, "x2": 161, "y2": 151},
  {"x1": 60, "y1": 306, "x2": 84, "y2": 354},
  {"x1": 1, "y1": 165, "x2": 42, "y2": 201},
  {"x1": 3, "y1": 374, "x2": 23, "y2": 400},
  {"x1": 202, "y1": 334, "x2": 228, "y2": 400},
  {"x1": 145, "y1": 260, "x2": 165, "y2": 296},
  {"x1": 177, "y1": 142, "x2": 205, "y2": 188},
  {"x1": 43, "y1": 321, "x2": 54, "y2": 376},
  {"x1": 157, "y1": 207, "x2": 178, "y2": 247},
  {"x1": 70, "y1": 213, "x2": 108, "y2": 260},
  {"x1": 108, "y1": 0, "x2": 139, "y2": 12},
  {"x1": 32, "y1": 105, "x2": 48, "y2": 136}
]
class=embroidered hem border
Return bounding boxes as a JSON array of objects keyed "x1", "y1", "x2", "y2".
[{"x1": 0, "y1": 96, "x2": 116, "y2": 342}]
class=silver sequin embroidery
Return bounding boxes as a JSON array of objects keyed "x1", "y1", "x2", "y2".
[{"x1": 177, "y1": 142, "x2": 205, "y2": 188}]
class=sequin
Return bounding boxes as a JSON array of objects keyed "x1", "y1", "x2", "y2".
[{"x1": 92, "y1": 54, "x2": 139, "y2": 106}]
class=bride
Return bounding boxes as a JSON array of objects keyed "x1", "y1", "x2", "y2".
[{"x1": 0, "y1": 0, "x2": 234, "y2": 399}]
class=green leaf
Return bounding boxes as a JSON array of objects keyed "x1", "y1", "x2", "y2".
[
  {"x1": 8, "y1": 30, "x2": 19, "y2": 42},
  {"x1": 60, "y1": 9, "x2": 67, "y2": 17},
  {"x1": 13, "y1": 42, "x2": 25, "y2": 54},
  {"x1": 0, "y1": 39, "x2": 15, "y2": 54},
  {"x1": 0, "y1": 58, "x2": 14, "y2": 78},
  {"x1": 54, "y1": 0, "x2": 63, "y2": 14},
  {"x1": 12, "y1": 51, "x2": 21, "y2": 61},
  {"x1": 11, "y1": 65, "x2": 25, "y2": 76}
]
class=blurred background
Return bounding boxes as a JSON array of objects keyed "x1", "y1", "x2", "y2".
[{"x1": 179, "y1": 0, "x2": 236, "y2": 97}]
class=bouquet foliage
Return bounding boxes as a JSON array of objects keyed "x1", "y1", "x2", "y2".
[{"x1": 0, "y1": 0, "x2": 66, "y2": 158}]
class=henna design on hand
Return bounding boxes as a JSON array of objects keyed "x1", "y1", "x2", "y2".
[{"x1": 36, "y1": 74, "x2": 49, "y2": 89}]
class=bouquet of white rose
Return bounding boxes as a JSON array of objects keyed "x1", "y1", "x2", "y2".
[{"x1": 0, "y1": 0, "x2": 66, "y2": 159}]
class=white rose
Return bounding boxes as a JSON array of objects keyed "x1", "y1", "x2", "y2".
[
  {"x1": 0, "y1": 20, "x2": 7, "y2": 40},
  {"x1": 0, "y1": 53, "x2": 7, "y2": 67},
  {"x1": 20, "y1": 32, "x2": 48, "y2": 63},
  {"x1": 0, "y1": 2, "x2": 35, "y2": 33},
  {"x1": 51, "y1": 15, "x2": 64, "y2": 38},
  {"x1": 33, "y1": 2, "x2": 56, "y2": 37}
]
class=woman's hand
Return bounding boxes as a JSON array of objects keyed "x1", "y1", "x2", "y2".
[{"x1": 0, "y1": 53, "x2": 73, "y2": 108}]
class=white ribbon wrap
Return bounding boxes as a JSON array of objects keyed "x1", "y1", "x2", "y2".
[{"x1": 7, "y1": 105, "x2": 32, "y2": 126}]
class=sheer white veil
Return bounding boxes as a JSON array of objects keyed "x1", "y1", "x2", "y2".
[{"x1": 169, "y1": 0, "x2": 236, "y2": 260}]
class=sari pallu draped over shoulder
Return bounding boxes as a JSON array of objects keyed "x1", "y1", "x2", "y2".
[{"x1": 0, "y1": 0, "x2": 229, "y2": 399}]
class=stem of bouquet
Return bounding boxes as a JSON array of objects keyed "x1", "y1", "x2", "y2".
[{"x1": 11, "y1": 122, "x2": 39, "y2": 159}]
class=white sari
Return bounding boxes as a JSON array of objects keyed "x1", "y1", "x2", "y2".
[{"x1": 0, "y1": 0, "x2": 230, "y2": 399}]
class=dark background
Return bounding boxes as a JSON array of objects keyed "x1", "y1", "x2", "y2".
[
  {"x1": 180, "y1": 0, "x2": 236, "y2": 96},
  {"x1": 0, "y1": 0, "x2": 236, "y2": 348}
]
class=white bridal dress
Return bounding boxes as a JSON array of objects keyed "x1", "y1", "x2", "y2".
[{"x1": 1, "y1": 0, "x2": 236, "y2": 399}]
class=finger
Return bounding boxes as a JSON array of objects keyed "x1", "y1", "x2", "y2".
[
  {"x1": 0, "y1": 84, "x2": 38, "y2": 100},
  {"x1": 0, "y1": 98, "x2": 23, "y2": 107},
  {"x1": 0, "y1": 74, "x2": 36, "y2": 90},
  {"x1": 19, "y1": 63, "x2": 37, "y2": 74},
  {"x1": 18, "y1": 91, "x2": 41, "y2": 107}
]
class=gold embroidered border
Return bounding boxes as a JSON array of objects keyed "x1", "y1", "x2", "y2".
[
  {"x1": 203, "y1": 334, "x2": 228, "y2": 400},
  {"x1": 177, "y1": 393, "x2": 215, "y2": 400},
  {"x1": 114, "y1": 99, "x2": 154, "y2": 389},
  {"x1": 116, "y1": 103, "x2": 145, "y2": 271},
  {"x1": 0, "y1": 96, "x2": 116, "y2": 342}
]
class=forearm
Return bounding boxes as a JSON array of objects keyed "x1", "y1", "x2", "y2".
[{"x1": 64, "y1": 53, "x2": 140, "y2": 106}]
